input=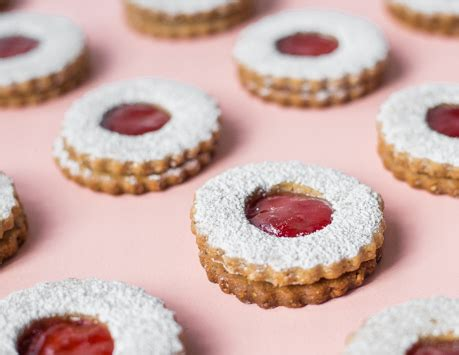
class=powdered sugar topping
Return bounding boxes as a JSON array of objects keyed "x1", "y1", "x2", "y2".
[
  {"x1": 0, "y1": 172, "x2": 15, "y2": 221},
  {"x1": 61, "y1": 78, "x2": 220, "y2": 163},
  {"x1": 193, "y1": 161, "x2": 383, "y2": 271},
  {"x1": 0, "y1": 12, "x2": 85, "y2": 86},
  {"x1": 388, "y1": 0, "x2": 459, "y2": 15},
  {"x1": 345, "y1": 297, "x2": 459, "y2": 354},
  {"x1": 233, "y1": 9, "x2": 389, "y2": 81},
  {"x1": 0, "y1": 279, "x2": 183, "y2": 355},
  {"x1": 378, "y1": 83, "x2": 459, "y2": 167},
  {"x1": 127, "y1": 0, "x2": 237, "y2": 15}
]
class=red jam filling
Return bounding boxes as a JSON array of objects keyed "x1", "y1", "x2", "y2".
[
  {"x1": 407, "y1": 339, "x2": 459, "y2": 355},
  {"x1": 427, "y1": 105, "x2": 459, "y2": 138},
  {"x1": 245, "y1": 192, "x2": 333, "y2": 238},
  {"x1": 17, "y1": 316, "x2": 114, "y2": 355},
  {"x1": 0, "y1": 35, "x2": 39, "y2": 59},
  {"x1": 276, "y1": 32, "x2": 338, "y2": 57},
  {"x1": 101, "y1": 103, "x2": 171, "y2": 136}
]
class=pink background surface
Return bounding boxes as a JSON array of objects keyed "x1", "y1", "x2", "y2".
[{"x1": 1, "y1": 0, "x2": 459, "y2": 354}]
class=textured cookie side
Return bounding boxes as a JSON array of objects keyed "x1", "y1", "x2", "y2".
[
  {"x1": 55, "y1": 152, "x2": 213, "y2": 195},
  {"x1": 0, "y1": 211, "x2": 28, "y2": 264},
  {"x1": 124, "y1": 1, "x2": 252, "y2": 38},
  {"x1": 199, "y1": 246, "x2": 381, "y2": 309},
  {"x1": 237, "y1": 59, "x2": 387, "y2": 108},
  {"x1": 387, "y1": 2, "x2": 459, "y2": 36},
  {"x1": 65, "y1": 127, "x2": 220, "y2": 176},
  {"x1": 378, "y1": 134, "x2": 459, "y2": 196},
  {"x1": 0, "y1": 49, "x2": 90, "y2": 107}
]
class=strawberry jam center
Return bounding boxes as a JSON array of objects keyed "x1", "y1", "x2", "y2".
[
  {"x1": 407, "y1": 339, "x2": 459, "y2": 355},
  {"x1": 101, "y1": 103, "x2": 170, "y2": 136},
  {"x1": 0, "y1": 35, "x2": 39, "y2": 59},
  {"x1": 245, "y1": 192, "x2": 333, "y2": 238},
  {"x1": 427, "y1": 105, "x2": 459, "y2": 138},
  {"x1": 276, "y1": 32, "x2": 338, "y2": 56},
  {"x1": 17, "y1": 316, "x2": 114, "y2": 355}
]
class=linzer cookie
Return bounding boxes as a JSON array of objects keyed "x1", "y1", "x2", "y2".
[
  {"x1": 233, "y1": 9, "x2": 389, "y2": 107},
  {"x1": 124, "y1": 0, "x2": 253, "y2": 38},
  {"x1": 191, "y1": 161, "x2": 385, "y2": 309},
  {"x1": 0, "y1": 172, "x2": 27, "y2": 264},
  {"x1": 0, "y1": 279, "x2": 184, "y2": 354},
  {"x1": 345, "y1": 297, "x2": 459, "y2": 354},
  {"x1": 387, "y1": 0, "x2": 459, "y2": 35},
  {"x1": 378, "y1": 84, "x2": 459, "y2": 197},
  {"x1": 0, "y1": 13, "x2": 89, "y2": 107},
  {"x1": 53, "y1": 78, "x2": 221, "y2": 194}
]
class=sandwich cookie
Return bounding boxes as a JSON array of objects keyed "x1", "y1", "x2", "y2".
[
  {"x1": 0, "y1": 12, "x2": 89, "y2": 107},
  {"x1": 0, "y1": 279, "x2": 184, "y2": 355},
  {"x1": 378, "y1": 84, "x2": 459, "y2": 197},
  {"x1": 53, "y1": 78, "x2": 221, "y2": 195},
  {"x1": 191, "y1": 161, "x2": 385, "y2": 308},
  {"x1": 233, "y1": 9, "x2": 389, "y2": 107}
]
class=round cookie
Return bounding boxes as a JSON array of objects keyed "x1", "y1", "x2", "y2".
[
  {"x1": 53, "y1": 78, "x2": 221, "y2": 195},
  {"x1": 345, "y1": 297, "x2": 459, "y2": 355},
  {"x1": 378, "y1": 83, "x2": 459, "y2": 197},
  {"x1": 0, "y1": 279, "x2": 184, "y2": 355},
  {"x1": 233, "y1": 9, "x2": 389, "y2": 107},
  {"x1": 0, "y1": 12, "x2": 89, "y2": 107},
  {"x1": 124, "y1": 0, "x2": 253, "y2": 38},
  {"x1": 191, "y1": 161, "x2": 385, "y2": 308},
  {"x1": 0, "y1": 172, "x2": 27, "y2": 264},
  {"x1": 387, "y1": 0, "x2": 459, "y2": 35}
]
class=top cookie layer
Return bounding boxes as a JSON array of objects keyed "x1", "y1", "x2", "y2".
[
  {"x1": 0, "y1": 12, "x2": 85, "y2": 86},
  {"x1": 126, "y1": 0, "x2": 237, "y2": 15},
  {"x1": 0, "y1": 172, "x2": 15, "y2": 221},
  {"x1": 388, "y1": 0, "x2": 459, "y2": 15},
  {"x1": 345, "y1": 297, "x2": 459, "y2": 355},
  {"x1": 61, "y1": 78, "x2": 221, "y2": 163},
  {"x1": 378, "y1": 83, "x2": 459, "y2": 167},
  {"x1": 233, "y1": 9, "x2": 388, "y2": 81},
  {"x1": 193, "y1": 161, "x2": 383, "y2": 271},
  {"x1": 0, "y1": 279, "x2": 183, "y2": 355}
]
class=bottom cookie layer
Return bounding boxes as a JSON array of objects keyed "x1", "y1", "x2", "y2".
[
  {"x1": 378, "y1": 136, "x2": 459, "y2": 197},
  {"x1": 388, "y1": 3, "x2": 459, "y2": 36},
  {"x1": 0, "y1": 51, "x2": 89, "y2": 107},
  {"x1": 54, "y1": 138, "x2": 213, "y2": 195},
  {"x1": 0, "y1": 211, "x2": 27, "y2": 264},
  {"x1": 238, "y1": 65, "x2": 385, "y2": 108},
  {"x1": 199, "y1": 247, "x2": 381, "y2": 309},
  {"x1": 124, "y1": 1, "x2": 252, "y2": 38}
]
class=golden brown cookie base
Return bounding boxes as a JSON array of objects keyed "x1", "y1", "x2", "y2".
[
  {"x1": 387, "y1": 2, "x2": 459, "y2": 36},
  {"x1": 237, "y1": 59, "x2": 387, "y2": 108},
  {"x1": 124, "y1": 0, "x2": 253, "y2": 38},
  {"x1": 0, "y1": 211, "x2": 27, "y2": 264},
  {"x1": 65, "y1": 127, "x2": 220, "y2": 176},
  {"x1": 191, "y1": 206, "x2": 385, "y2": 287},
  {"x1": 199, "y1": 246, "x2": 381, "y2": 309},
  {"x1": 0, "y1": 49, "x2": 90, "y2": 107},
  {"x1": 378, "y1": 133, "x2": 459, "y2": 196},
  {"x1": 56, "y1": 152, "x2": 213, "y2": 195},
  {"x1": 0, "y1": 201, "x2": 24, "y2": 238}
]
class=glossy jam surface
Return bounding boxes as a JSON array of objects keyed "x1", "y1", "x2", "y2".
[
  {"x1": 407, "y1": 339, "x2": 459, "y2": 355},
  {"x1": 17, "y1": 316, "x2": 114, "y2": 355},
  {"x1": 0, "y1": 35, "x2": 39, "y2": 59},
  {"x1": 245, "y1": 192, "x2": 333, "y2": 238},
  {"x1": 276, "y1": 32, "x2": 338, "y2": 57},
  {"x1": 427, "y1": 105, "x2": 459, "y2": 138},
  {"x1": 101, "y1": 103, "x2": 171, "y2": 136}
]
